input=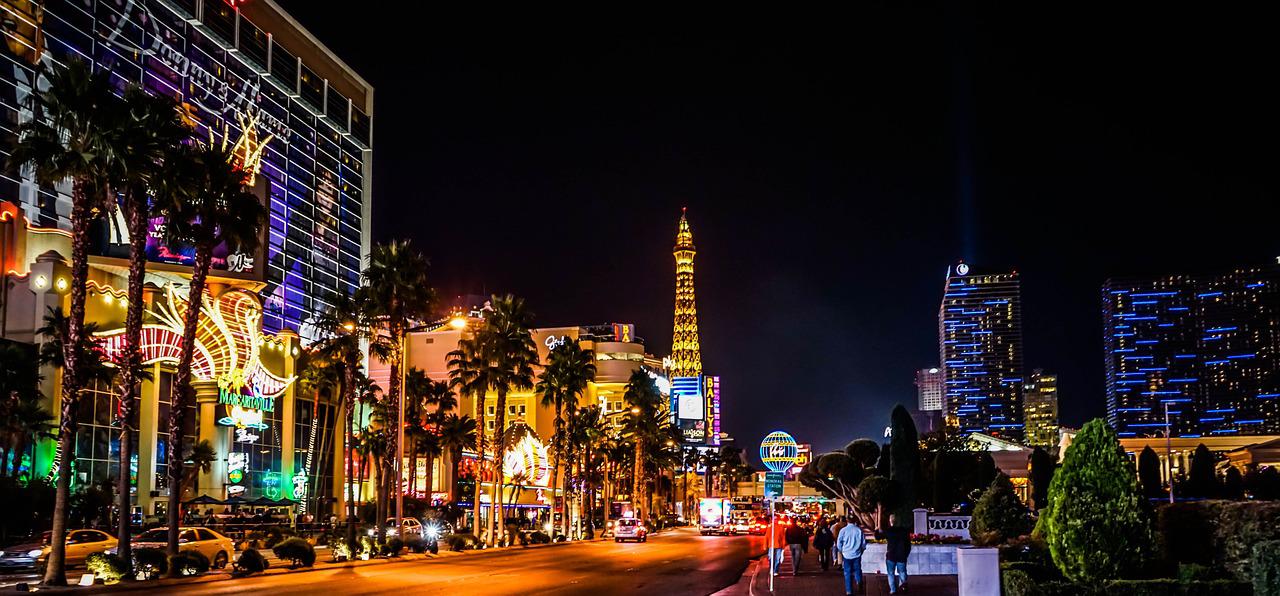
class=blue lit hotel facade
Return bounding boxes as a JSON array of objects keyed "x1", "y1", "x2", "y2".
[
  {"x1": 1103, "y1": 264, "x2": 1280, "y2": 438},
  {"x1": 938, "y1": 263, "x2": 1025, "y2": 441}
]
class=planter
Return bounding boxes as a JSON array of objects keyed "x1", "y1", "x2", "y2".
[
  {"x1": 956, "y1": 547, "x2": 999, "y2": 596},
  {"x1": 860, "y1": 543, "x2": 958, "y2": 576}
]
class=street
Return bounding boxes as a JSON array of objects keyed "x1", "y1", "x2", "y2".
[{"x1": 135, "y1": 528, "x2": 763, "y2": 595}]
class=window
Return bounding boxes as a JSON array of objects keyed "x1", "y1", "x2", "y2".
[
  {"x1": 487, "y1": 406, "x2": 495, "y2": 416},
  {"x1": 197, "y1": 529, "x2": 217, "y2": 541},
  {"x1": 486, "y1": 421, "x2": 494, "y2": 431},
  {"x1": 508, "y1": 405, "x2": 516, "y2": 416},
  {"x1": 519, "y1": 405, "x2": 527, "y2": 416}
]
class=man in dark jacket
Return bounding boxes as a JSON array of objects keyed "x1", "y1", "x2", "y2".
[
  {"x1": 812, "y1": 518, "x2": 835, "y2": 571},
  {"x1": 883, "y1": 515, "x2": 911, "y2": 593},
  {"x1": 784, "y1": 520, "x2": 809, "y2": 576}
]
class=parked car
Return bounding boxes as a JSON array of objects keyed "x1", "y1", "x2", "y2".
[
  {"x1": 1, "y1": 529, "x2": 118, "y2": 573},
  {"x1": 110, "y1": 527, "x2": 234, "y2": 568},
  {"x1": 382, "y1": 517, "x2": 423, "y2": 540},
  {"x1": 613, "y1": 518, "x2": 648, "y2": 543}
]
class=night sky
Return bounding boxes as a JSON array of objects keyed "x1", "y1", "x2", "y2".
[{"x1": 279, "y1": 4, "x2": 1278, "y2": 458}]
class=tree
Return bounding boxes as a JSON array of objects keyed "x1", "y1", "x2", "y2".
[
  {"x1": 155, "y1": 142, "x2": 265, "y2": 557},
  {"x1": 572, "y1": 405, "x2": 609, "y2": 536},
  {"x1": 888, "y1": 404, "x2": 919, "y2": 526},
  {"x1": 1222, "y1": 466, "x2": 1244, "y2": 500},
  {"x1": 854, "y1": 475, "x2": 898, "y2": 530},
  {"x1": 1244, "y1": 465, "x2": 1280, "y2": 500},
  {"x1": 1137, "y1": 446, "x2": 1163, "y2": 501},
  {"x1": 0, "y1": 343, "x2": 43, "y2": 477},
  {"x1": 10, "y1": 60, "x2": 127, "y2": 586},
  {"x1": 536, "y1": 338, "x2": 595, "y2": 537},
  {"x1": 1030, "y1": 446, "x2": 1056, "y2": 510},
  {"x1": 969, "y1": 473, "x2": 1032, "y2": 546},
  {"x1": 1185, "y1": 443, "x2": 1219, "y2": 498},
  {"x1": 362, "y1": 239, "x2": 435, "y2": 539},
  {"x1": 1042, "y1": 418, "x2": 1152, "y2": 582},
  {"x1": 437, "y1": 413, "x2": 477, "y2": 504},
  {"x1": 181, "y1": 440, "x2": 217, "y2": 500},
  {"x1": 798, "y1": 448, "x2": 876, "y2": 528},
  {"x1": 111, "y1": 85, "x2": 188, "y2": 573},
  {"x1": 469, "y1": 295, "x2": 537, "y2": 546},
  {"x1": 621, "y1": 369, "x2": 663, "y2": 520},
  {"x1": 446, "y1": 335, "x2": 492, "y2": 539}
]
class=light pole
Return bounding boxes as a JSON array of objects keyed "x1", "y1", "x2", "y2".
[{"x1": 1164, "y1": 401, "x2": 1175, "y2": 504}]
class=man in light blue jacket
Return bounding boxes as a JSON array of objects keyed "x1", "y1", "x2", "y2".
[{"x1": 834, "y1": 516, "x2": 866, "y2": 595}]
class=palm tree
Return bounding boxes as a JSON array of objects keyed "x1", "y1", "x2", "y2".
[
  {"x1": 181, "y1": 440, "x2": 217, "y2": 499},
  {"x1": 362, "y1": 240, "x2": 434, "y2": 536},
  {"x1": 436, "y1": 413, "x2": 477, "y2": 507},
  {"x1": 112, "y1": 86, "x2": 187, "y2": 571},
  {"x1": 0, "y1": 343, "x2": 42, "y2": 477},
  {"x1": 446, "y1": 336, "x2": 490, "y2": 538},
  {"x1": 311, "y1": 291, "x2": 375, "y2": 538},
  {"x1": 155, "y1": 142, "x2": 265, "y2": 557},
  {"x1": 572, "y1": 405, "x2": 609, "y2": 536},
  {"x1": 622, "y1": 369, "x2": 662, "y2": 521},
  {"x1": 700, "y1": 449, "x2": 723, "y2": 498},
  {"x1": 10, "y1": 60, "x2": 129, "y2": 586},
  {"x1": 535, "y1": 338, "x2": 596, "y2": 537},
  {"x1": 11, "y1": 401, "x2": 55, "y2": 480}
]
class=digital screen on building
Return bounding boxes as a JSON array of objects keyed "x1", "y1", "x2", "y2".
[{"x1": 672, "y1": 376, "x2": 703, "y2": 421}]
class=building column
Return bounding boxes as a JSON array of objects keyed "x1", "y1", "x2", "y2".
[
  {"x1": 136, "y1": 363, "x2": 161, "y2": 515},
  {"x1": 278, "y1": 331, "x2": 299, "y2": 503},
  {"x1": 332, "y1": 407, "x2": 346, "y2": 520},
  {"x1": 195, "y1": 379, "x2": 222, "y2": 498}
]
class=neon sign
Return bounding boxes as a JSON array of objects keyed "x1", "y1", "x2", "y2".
[
  {"x1": 292, "y1": 470, "x2": 307, "y2": 501},
  {"x1": 502, "y1": 434, "x2": 551, "y2": 487},
  {"x1": 228, "y1": 453, "x2": 247, "y2": 485},
  {"x1": 263, "y1": 472, "x2": 281, "y2": 500}
]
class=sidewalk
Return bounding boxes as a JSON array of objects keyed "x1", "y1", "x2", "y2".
[{"x1": 714, "y1": 544, "x2": 958, "y2": 596}]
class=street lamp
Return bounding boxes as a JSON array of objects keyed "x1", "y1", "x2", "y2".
[{"x1": 449, "y1": 315, "x2": 467, "y2": 330}]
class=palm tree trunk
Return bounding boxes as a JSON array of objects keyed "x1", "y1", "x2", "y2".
[
  {"x1": 167, "y1": 241, "x2": 212, "y2": 558},
  {"x1": 549, "y1": 403, "x2": 561, "y2": 537},
  {"x1": 490, "y1": 387, "x2": 507, "y2": 547},
  {"x1": 632, "y1": 439, "x2": 643, "y2": 522},
  {"x1": 471, "y1": 391, "x2": 485, "y2": 540},
  {"x1": 45, "y1": 182, "x2": 94, "y2": 586},
  {"x1": 115, "y1": 199, "x2": 147, "y2": 572},
  {"x1": 408, "y1": 434, "x2": 417, "y2": 499},
  {"x1": 343, "y1": 362, "x2": 356, "y2": 547},
  {"x1": 423, "y1": 449, "x2": 434, "y2": 501}
]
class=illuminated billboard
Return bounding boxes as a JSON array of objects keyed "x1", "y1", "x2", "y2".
[{"x1": 672, "y1": 376, "x2": 703, "y2": 420}]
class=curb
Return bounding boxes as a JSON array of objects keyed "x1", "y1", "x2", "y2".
[{"x1": 55, "y1": 534, "x2": 613, "y2": 594}]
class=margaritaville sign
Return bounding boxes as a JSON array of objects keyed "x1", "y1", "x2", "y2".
[{"x1": 218, "y1": 387, "x2": 276, "y2": 413}]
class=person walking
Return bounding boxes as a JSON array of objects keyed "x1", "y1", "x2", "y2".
[
  {"x1": 785, "y1": 519, "x2": 809, "y2": 576},
  {"x1": 767, "y1": 512, "x2": 788, "y2": 577},
  {"x1": 884, "y1": 515, "x2": 912, "y2": 594},
  {"x1": 835, "y1": 516, "x2": 866, "y2": 595},
  {"x1": 830, "y1": 516, "x2": 847, "y2": 570},
  {"x1": 813, "y1": 519, "x2": 835, "y2": 572}
]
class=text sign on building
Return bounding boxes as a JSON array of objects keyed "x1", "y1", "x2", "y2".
[{"x1": 764, "y1": 472, "x2": 784, "y2": 499}]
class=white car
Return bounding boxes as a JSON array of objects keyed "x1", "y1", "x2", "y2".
[
  {"x1": 384, "y1": 518, "x2": 422, "y2": 540},
  {"x1": 613, "y1": 518, "x2": 648, "y2": 543},
  {"x1": 113, "y1": 527, "x2": 234, "y2": 569},
  {"x1": 2, "y1": 529, "x2": 119, "y2": 572}
]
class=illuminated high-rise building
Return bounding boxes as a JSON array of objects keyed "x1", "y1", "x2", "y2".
[
  {"x1": 1023, "y1": 369, "x2": 1059, "y2": 449},
  {"x1": 938, "y1": 262, "x2": 1025, "y2": 440},
  {"x1": 670, "y1": 208, "x2": 702, "y2": 378},
  {"x1": 1103, "y1": 264, "x2": 1280, "y2": 438},
  {"x1": 916, "y1": 367, "x2": 945, "y2": 411}
]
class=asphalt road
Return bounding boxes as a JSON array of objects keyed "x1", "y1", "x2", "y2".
[{"x1": 144, "y1": 528, "x2": 764, "y2": 595}]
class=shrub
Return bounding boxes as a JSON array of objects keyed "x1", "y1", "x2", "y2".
[
  {"x1": 359, "y1": 535, "x2": 376, "y2": 558},
  {"x1": 132, "y1": 547, "x2": 168, "y2": 580},
  {"x1": 234, "y1": 549, "x2": 268, "y2": 575},
  {"x1": 529, "y1": 531, "x2": 551, "y2": 544},
  {"x1": 168, "y1": 550, "x2": 211, "y2": 577},
  {"x1": 1001, "y1": 568, "x2": 1039, "y2": 596},
  {"x1": 1176, "y1": 563, "x2": 1216, "y2": 582},
  {"x1": 445, "y1": 533, "x2": 478, "y2": 551},
  {"x1": 383, "y1": 537, "x2": 404, "y2": 556},
  {"x1": 1042, "y1": 418, "x2": 1152, "y2": 582},
  {"x1": 970, "y1": 473, "x2": 1033, "y2": 546},
  {"x1": 263, "y1": 526, "x2": 289, "y2": 549},
  {"x1": 272, "y1": 537, "x2": 316, "y2": 568},
  {"x1": 85, "y1": 552, "x2": 128, "y2": 585},
  {"x1": 1158, "y1": 500, "x2": 1280, "y2": 581},
  {"x1": 1103, "y1": 579, "x2": 1249, "y2": 596},
  {"x1": 1254, "y1": 540, "x2": 1280, "y2": 596}
]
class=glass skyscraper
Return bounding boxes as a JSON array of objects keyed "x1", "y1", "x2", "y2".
[
  {"x1": 0, "y1": 0, "x2": 373, "y2": 340},
  {"x1": 1023, "y1": 369, "x2": 1059, "y2": 449},
  {"x1": 938, "y1": 262, "x2": 1025, "y2": 440},
  {"x1": 1103, "y1": 264, "x2": 1280, "y2": 438}
]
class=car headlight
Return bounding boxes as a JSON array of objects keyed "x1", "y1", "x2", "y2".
[
  {"x1": 425, "y1": 525, "x2": 439, "y2": 539},
  {"x1": 387, "y1": 528, "x2": 397, "y2": 537},
  {"x1": 27, "y1": 550, "x2": 42, "y2": 558}
]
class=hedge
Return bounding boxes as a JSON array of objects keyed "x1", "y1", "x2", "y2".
[
  {"x1": 234, "y1": 549, "x2": 268, "y2": 575},
  {"x1": 1255, "y1": 540, "x2": 1280, "y2": 596},
  {"x1": 1158, "y1": 500, "x2": 1280, "y2": 581},
  {"x1": 1002, "y1": 570, "x2": 1252, "y2": 596},
  {"x1": 85, "y1": 552, "x2": 128, "y2": 584},
  {"x1": 132, "y1": 547, "x2": 168, "y2": 580},
  {"x1": 272, "y1": 537, "x2": 316, "y2": 568},
  {"x1": 169, "y1": 550, "x2": 211, "y2": 576}
]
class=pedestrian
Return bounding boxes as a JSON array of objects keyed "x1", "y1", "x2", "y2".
[
  {"x1": 884, "y1": 514, "x2": 911, "y2": 594},
  {"x1": 785, "y1": 519, "x2": 808, "y2": 576},
  {"x1": 831, "y1": 516, "x2": 847, "y2": 570},
  {"x1": 813, "y1": 519, "x2": 835, "y2": 572},
  {"x1": 767, "y1": 512, "x2": 788, "y2": 577},
  {"x1": 834, "y1": 516, "x2": 866, "y2": 595}
]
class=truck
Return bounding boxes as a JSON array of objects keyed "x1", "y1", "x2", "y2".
[{"x1": 698, "y1": 497, "x2": 732, "y2": 536}]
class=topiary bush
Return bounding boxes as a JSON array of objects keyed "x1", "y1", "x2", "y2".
[
  {"x1": 272, "y1": 537, "x2": 316, "y2": 568},
  {"x1": 382, "y1": 537, "x2": 404, "y2": 556},
  {"x1": 264, "y1": 526, "x2": 290, "y2": 549},
  {"x1": 132, "y1": 547, "x2": 168, "y2": 580},
  {"x1": 970, "y1": 472, "x2": 1033, "y2": 546},
  {"x1": 1042, "y1": 418, "x2": 1153, "y2": 582},
  {"x1": 445, "y1": 533, "x2": 478, "y2": 551},
  {"x1": 1103, "y1": 579, "x2": 1249, "y2": 596},
  {"x1": 168, "y1": 550, "x2": 211, "y2": 576},
  {"x1": 85, "y1": 552, "x2": 129, "y2": 585},
  {"x1": 1254, "y1": 540, "x2": 1280, "y2": 596},
  {"x1": 233, "y1": 548, "x2": 268, "y2": 575},
  {"x1": 529, "y1": 531, "x2": 551, "y2": 544}
]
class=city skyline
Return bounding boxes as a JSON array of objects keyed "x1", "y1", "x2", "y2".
[{"x1": 279, "y1": 3, "x2": 1280, "y2": 452}]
